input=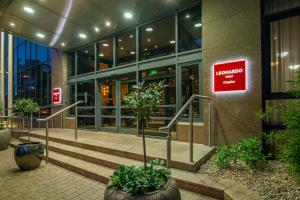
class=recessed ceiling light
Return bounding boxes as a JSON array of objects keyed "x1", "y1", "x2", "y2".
[
  {"x1": 94, "y1": 27, "x2": 100, "y2": 32},
  {"x1": 147, "y1": 38, "x2": 151, "y2": 42},
  {"x1": 194, "y1": 23, "x2": 202, "y2": 28},
  {"x1": 79, "y1": 33, "x2": 87, "y2": 39},
  {"x1": 10, "y1": 22, "x2": 15, "y2": 27},
  {"x1": 61, "y1": 42, "x2": 65, "y2": 47},
  {"x1": 102, "y1": 43, "x2": 109, "y2": 47},
  {"x1": 106, "y1": 21, "x2": 111, "y2": 27},
  {"x1": 170, "y1": 40, "x2": 176, "y2": 44},
  {"x1": 130, "y1": 51, "x2": 135, "y2": 55},
  {"x1": 129, "y1": 34, "x2": 133, "y2": 38},
  {"x1": 23, "y1": 6, "x2": 34, "y2": 14},
  {"x1": 118, "y1": 38, "x2": 122, "y2": 42},
  {"x1": 120, "y1": 47, "x2": 124, "y2": 50},
  {"x1": 99, "y1": 53, "x2": 104, "y2": 57},
  {"x1": 185, "y1": 14, "x2": 190, "y2": 19},
  {"x1": 146, "y1": 27, "x2": 153, "y2": 32},
  {"x1": 36, "y1": 32, "x2": 45, "y2": 38},
  {"x1": 124, "y1": 12, "x2": 133, "y2": 19},
  {"x1": 155, "y1": 45, "x2": 158, "y2": 48}
]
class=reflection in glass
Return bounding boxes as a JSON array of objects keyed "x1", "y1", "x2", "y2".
[
  {"x1": 101, "y1": 79, "x2": 116, "y2": 128},
  {"x1": 97, "y1": 37, "x2": 113, "y2": 70},
  {"x1": 116, "y1": 30, "x2": 136, "y2": 65},
  {"x1": 178, "y1": 5, "x2": 202, "y2": 52},
  {"x1": 140, "y1": 16, "x2": 175, "y2": 60},
  {"x1": 77, "y1": 45, "x2": 95, "y2": 75},
  {"x1": 270, "y1": 15, "x2": 300, "y2": 93}
]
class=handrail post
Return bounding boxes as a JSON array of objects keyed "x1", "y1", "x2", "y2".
[
  {"x1": 10, "y1": 115, "x2": 13, "y2": 132},
  {"x1": 30, "y1": 113, "x2": 33, "y2": 131},
  {"x1": 22, "y1": 117, "x2": 24, "y2": 131},
  {"x1": 51, "y1": 107, "x2": 54, "y2": 128},
  {"x1": 166, "y1": 130, "x2": 171, "y2": 168},
  {"x1": 46, "y1": 122, "x2": 49, "y2": 164},
  {"x1": 38, "y1": 110, "x2": 41, "y2": 128},
  {"x1": 189, "y1": 103, "x2": 193, "y2": 162},
  {"x1": 61, "y1": 105, "x2": 63, "y2": 128},
  {"x1": 208, "y1": 102, "x2": 212, "y2": 147},
  {"x1": 75, "y1": 103, "x2": 78, "y2": 140}
]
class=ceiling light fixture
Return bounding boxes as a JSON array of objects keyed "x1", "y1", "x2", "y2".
[
  {"x1": 146, "y1": 27, "x2": 153, "y2": 32},
  {"x1": 99, "y1": 53, "x2": 104, "y2": 57},
  {"x1": 147, "y1": 38, "x2": 151, "y2": 42},
  {"x1": 10, "y1": 22, "x2": 15, "y2": 27},
  {"x1": 94, "y1": 27, "x2": 100, "y2": 32},
  {"x1": 194, "y1": 23, "x2": 202, "y2": 28},
  {"x1": 185, "y1": 14, "x2": 190, "y2": 18},
  {"x1": 36, "y1": 32, "x2": 45, "y2": 38},
  {"x1": 106, "y1": 21, "x2": 111, "y2": 27},
  {"x1": 120, "y1": 47, "x2": 124, "y2": 50},
  {"x1": 155, "y1": 45, "x2": 158, "y2": 48},
  {"x1": 170, "y1": 40, "x2": 176, "y2": 44},
  {"x1": 85, "y1": 50, "x2": 88, "y2": 53},
  {"x1": 118, "y1": 38, "x2": 122, "y2": 42},
  {"x1": 23, "y1": 6, "x2": 34, "y2": 14},
  {"x1": 79, "y1": 33, "x2": 87, "y2": 39},
  {"x1": 61, "y1": 42, "x2": 65, "y2": 47},
  {"x1": 130, "y1": 51, "x2": 135, "y2": 55},
  {"x1": 124, "y1": 12, "x2": 133, "y2": 19},
  {"x1": 129, "y1": 34, "x2": 133, "y2": 38},
  {"x1": 102, "y1": 43, "x2": 109, "y2": 47},
  {"x1": 289, "y1": 64, "x2": 300, "y2": 70}
]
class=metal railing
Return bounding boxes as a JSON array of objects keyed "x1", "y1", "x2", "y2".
[
  {"x1": 36, "y1": 101, "x2": 82, "y2": 163},
  {"x1": 159, "y1": 94, "x2": 213, "y2": 167}
]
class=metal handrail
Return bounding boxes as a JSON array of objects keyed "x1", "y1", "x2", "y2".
[
  {"x1": 158, "y1": 94, "x2": 213, "y2": 167},
  {"x1": 36, "y1": 101, "x2": 82, "y2": 163}
]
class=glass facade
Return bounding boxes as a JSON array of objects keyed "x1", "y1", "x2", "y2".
[
  {"x1": 68, "y1": 5, "x2": 202, "y2": 132},
  {"x1": 13, "y1": 37, "x2": 52, "y2": 106}
]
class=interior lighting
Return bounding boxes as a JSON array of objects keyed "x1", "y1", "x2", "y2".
[
  {"x1": 124, "y1": 12, "x2": 133, "y2": 19},
  {"x1": 289, "y1": 64, "x2": 300, "y2": 70},
  {"x1": 10, "y1": 22, "x2": 15, "y2": 27},
  {"x1": 36, "y1": 32, "x2": 45, "y2": 38},
  {"x1": 79, "y1": 33, "x2": 87, "y2": 39},
  {"x1": 61, "y1": 42, "x2": 65, "y2": 47},
  {"x1": 106, "y1": 21, "x2": 111, "y2": 27},
  {"x1": 102, "y1": 43, "x2": 109, "y2": 47},
  {"x1": 194, "y1": 23, "x2": 202, "y2": 28},
  {"x1": 94, "y1": 27, "x2": 100, "y2": 32},
  {"x1": 146, "y1": 27, "x2": 153, "y2": 32},
  {"x1": 170, "y1": 40, "x2": 175, "y2": 44},
  {"x1": 23, "y1": 6, "x2": 34, "y2": 14}
]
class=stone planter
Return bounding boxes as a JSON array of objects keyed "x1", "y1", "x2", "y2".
[
  {"x1": 14, "y1": 142, "x2": 44, "y2": 171},
  {"x1": 104, "y1": 178, "x2": 181, "y2": 200},
  {"x1": 0, "y1": 129, "x2": 11, "y2": 151}
]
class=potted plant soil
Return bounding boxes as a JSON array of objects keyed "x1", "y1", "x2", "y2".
[
  {"x1": 13, "y1": 99, "x2": 44, "y2": 170},
  {"x1": 104, "y1": 81, "x2": 181, "y2": 200},
  {"x1": 0, "y1": 104, "x2": 11, "y2": 150}
]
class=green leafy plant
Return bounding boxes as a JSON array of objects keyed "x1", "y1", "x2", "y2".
[
  {"x1": 124, "y1": 81, "x2": 167, "y2": 169},
  {"x1": 214, "y1": 137, "x2": 265, "y2": 169},
  {"x1": 13, "y1": 99, "x2": 39, "y2": 140},
  {"x1": 109, "y1": 159, "x2": 171, "y2": 195}
]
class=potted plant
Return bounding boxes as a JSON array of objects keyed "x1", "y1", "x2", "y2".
[
  {"x1": 13, "y1": 99, "x2": 44, "y2": 170},
  {"x1": 0, "y1": 103, "x2": 11, "y2": 151},
  {"x1": 104, "y1": 81, "x2": 181, "y2": 200}
]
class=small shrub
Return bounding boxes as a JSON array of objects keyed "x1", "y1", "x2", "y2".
[
  {"x1": 214, "y1": 146, "x2": 231, "y2": 169},
  {"x1": 238, "y1": 137, "x2": 265, "y2": 168},
  {"x1": 109, "y1": 159, "x2": 171, "y2": 195}
]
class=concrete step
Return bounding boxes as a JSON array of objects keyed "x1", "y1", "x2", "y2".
[
  {"x1": 15, "y1": 136, "x2": 231, "y2": 200},
  {"x1": 10, "y1": 139, "x2": 216, "y2": 200}
]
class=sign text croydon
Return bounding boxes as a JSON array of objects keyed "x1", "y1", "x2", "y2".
[{"x1": 214, "y1": 60, "x2": 246, "y2": 92}]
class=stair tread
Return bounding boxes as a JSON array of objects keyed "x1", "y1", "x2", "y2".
[
  {"x1": 17, "y1": 136, "x2": 233, "y2": 191},
  {"x1": 10, "y1": 139, "x2": 216, "y2": 200}
]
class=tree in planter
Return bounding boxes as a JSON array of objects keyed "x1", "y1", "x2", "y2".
[
  {"x1": 13, "y1": 99, "x2": 39, "y2": 140},
  {"x1": 124, "y1": 81, "x2": 167, "y2": 169}
]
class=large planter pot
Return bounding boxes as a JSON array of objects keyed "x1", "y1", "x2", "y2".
[
  {"x1": 14, "y1": 142, "x2": 44, "y2": 171},
  {"x1": 0, "y1": 129, "x2": 11, "y2": 151},
  {"x1": 104, "y1": 178, "x2": 181, "y2": 200}
]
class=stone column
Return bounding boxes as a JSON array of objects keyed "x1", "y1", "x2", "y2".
[{"x1": 0, "y1": 32, "x2": 5, "y2": 112}]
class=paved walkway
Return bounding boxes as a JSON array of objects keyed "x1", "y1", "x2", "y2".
[
  {"x1": 0, "y1": 147, "x2": 215, "y2": 200},
  {"x1": 28, "y1": 128, "x2": 213, "y2": 164}
]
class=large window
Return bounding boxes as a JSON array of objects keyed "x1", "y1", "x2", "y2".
[
  {"x1": 77, "y1": 44, "x2": 95, "y2": 75},
  {"x1": 270, "y1": 15, "x2": 300, "y2": 93},
  {"x1": 13, "y1": 37, "x2": 51, "y2": 106},
  {"x1": 68, "y1": 52, "x2": 75, "y2": 77},
  {"x1": 116, "y1": 30, "x2": 136, "y2": 66},
  {"x1": 178, "y1": 6, "x2": 202, "y2": 52},
  {"x1": 140, "y1": 16, "x2": 175, "y2": 60},
  {"x1": 97, "y1": 37, "x2": 113, "y2": 70}
]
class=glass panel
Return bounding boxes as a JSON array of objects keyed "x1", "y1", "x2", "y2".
[
  {"x1": 270, "y1": 15, "x2": 300, "y2": 93},
  {"x1": 77, "y1": 45, "x2": 95, "y2": 75},
  {"x1": 181, "y1": 64, "x2": 200, "y2": 118},
  {"x1": 69, "y1": 84, "x2": 76, "y2": 115},
  {"x1": 68, "y1": 52, "x2": 76, "y2": 77},
  {"x1": 140, "y1": 16, "x2": 175, "y2": 60},
  {"x1": 121, "y1": 118, "x2": 137, "y2": 129},
  {"x1": 101, "y1": 118, "x2": 116, "y2": 128},
  {"x1": 140, "y1": 65, "x2": 176, "y2": 135},
  {"x1": 116, "y1": 30, "x2": 136, "y2": 65},
  {"x1": 101, "y1": 79, "x2": 116, "y2": 128},
  {"x1": 97, "y1": 37, "x2": 113, "y2": 70},
  {"x1": 77, "y1": 80, "x2": 95, "y2": 106},
  {"x1": 264, "y1": 0, "x2": 300, "y2": 15},
  {"x1": 78, "y1": 117, "x2": 95, "y2": 129},
  {"x1": 178, "y1": 5, "x2": 202, "y2": 52},
  {"x1": 37, "y1": 44, "x2": 47, "y2": 63}
]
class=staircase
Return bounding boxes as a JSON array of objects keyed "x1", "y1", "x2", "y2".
[{"x1": 10, "y1": 129, "x2": 234, "y2": 200}]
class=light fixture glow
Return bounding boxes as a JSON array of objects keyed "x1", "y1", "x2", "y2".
[
  {"x1": 10, "y1": 22, "x2": 15, "y2": 27},
  {"x1": 289, "y1": 64, "x2": 300, "y2": 70},
  {"x1": 155, "y1": 45, "x2": 158, "y2": 48},
  {"x1": 129, "y1": 34, "x2": 133, "y2": 38},
  {"x1": 130, "y1": 51, "x2": 135, "y2": 55},
  {"x1": 118, "y1": 38, "x2": 122, "y2": 42},
  {"x1": 61, "y1": 42, "x2": 65, "y2": 47},
  {"x1": 94, "y1": 26, "x2": 100, "y2": 32},
  {"x1": 120, "y1": 47, "x2": 124, "y2": 50},
  {"x1": 99, "y1": 53, "x2": 104, "y2": 57},
  {"x1": 23, "y1": 6, "x2": 34, "y2": 14},
  {"x1": 146, "y1": 27, "x2": 153, "y2": 32},
  {"x1": 144, "y1": 48, "x2": 148, "y2": 51},
  {"x1": 79, "y1": 33, "x2": 87, "y2": 39},
  {"x1": 170, "y1": 40, "x2": 176, "y2": 44},
  {"x1": 147, "y1": 38, "x2": 151, "y2": 42},
  {"x1": 85, "y1": 50, "x2": 88, "y2": 53},
  {"x1": 185, "y1": 14, "x2": 190, "y2": 18},
  {"x1": 36, "y1": 32, "x2": 45, "y2": 38},
  {"x1": 194, "y1": 23, "x2": 202, "y2": 28},
  {"x1": 102, "y1": 43, "x2": 109, "y2": 47},
  {"x1": 276, "y1": 51, "x2": 289, "y2": 58},
  {"x1": 106, "y1": 21, "x2": 111, "y2": 27},
  {"x1": 124, "y1": 12, "x2": 133, "y2": 19}
]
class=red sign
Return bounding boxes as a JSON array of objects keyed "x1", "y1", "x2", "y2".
[
  {"x1": 52, "y1": 87, "x2": 62, "y2": 104},
  {"x1": 213, "y1": 60, "x2": 246, "y2": 93}
]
